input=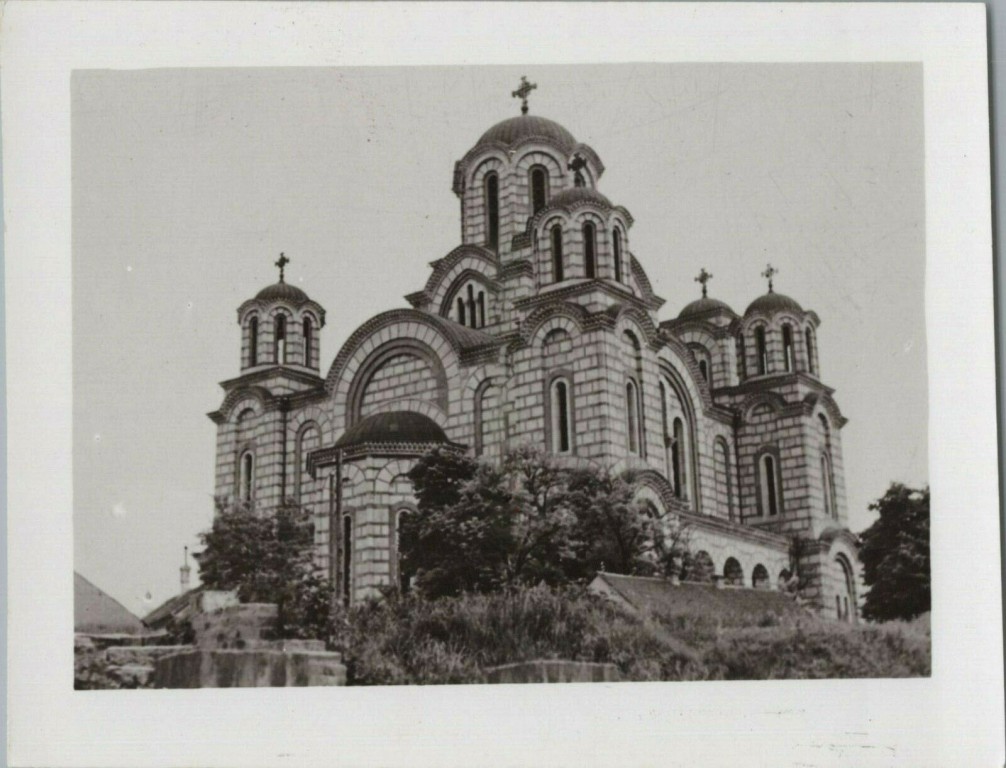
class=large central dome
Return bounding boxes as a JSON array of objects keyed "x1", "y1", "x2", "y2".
[{"x1": 475, "y1": 114, "x2": 577, "y2": 153}]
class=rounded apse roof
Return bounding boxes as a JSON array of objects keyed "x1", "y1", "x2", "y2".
[
  {"x1": 475, "y1": 115, "x2": 577, "y2": 153},
  {"x1": 334, "y1": 411, "x2": 450, "y2": 450},
  {"x1": 744, "y1": 291, "x2": 804, "y2": 317},
  {"x1": 547, "y1": 186, "x2": 612, "y2": 209},
  {"x1": 678, "y1": 296, "x2": 734, "y2": 319},
  {"x1": 255, "y1": 282, "x2": 310, "y2": 304}
]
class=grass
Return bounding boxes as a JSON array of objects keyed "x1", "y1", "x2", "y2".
[{"x1": 329, "y1": 586, "x2": 930, "y2": 685}]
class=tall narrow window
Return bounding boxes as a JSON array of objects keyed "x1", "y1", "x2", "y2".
[
  {"x1": 531, "y1": 167, "x2": 548, "y2": 214},
  {"x1": 738, "y1": 335, "x2": 746, "y2": 379},
  {"x1": 550, "y1": 378, "x2": 571, "y2": 453},
  {"x1": 699, "y1": 359, "x2": 709, "y2": 382},
  {"x1": 248, "y1": 316, "x2": 258, "y2": 367},
  {"x1": 466, "y1": 285, "x2": 476, "y2": 328},
  {"x1": 551, "y1": 225, "x2": 564, "y2": 282},
  {"x1": 583, "y1": 222, "x2": 596, "y2": 278},
  {"x1": 805, "y1": 327, "x2": 816, "y2": 374},
  {"x1": 303, "y1": 318, "x2": 313, "y2": 368},
  {"x1": 239, "y1": 451, "x2": 254, "y2": 502},
  {"x1": 759, "y1": 454, "x2": 779, "y2": 516},
  {"x1": 341, "y1": 514, "x2": 353, "y2": 605},
  {"x1": 659, "y1": 382, "x2": 671, "y2": 478},
  {"x1": 821, "y1": 453, "x2": 837, "y2": 520},
  {"x1": 715, "y1": 439, "x2": 733, "y2": 521},
  {"x1": 613, "y1": 228, "x2": 623, "y2": 282},
  {"x1": 783, "y1": 324, "x2": 794, "y2": 372},
  {"x1": 457, "y1": 297, "x2": 466, "y2": 325},
  {"x1": 274, "y1": 315, "x2": 287, "y2": 364},
  {"x1": 485, "y1": 173, "x2": 499, "y2": 250},
  {"x1": 626, "y1": 381, "x2": 640, "y2": 454},
  {"x1": 755, "y1": 326, "x2": 767, "y2": 375},
  {"x1": 672, "y1": 418, "x2": 687, "y2": 499},
  {"x1": 477, "y1": 292, "x2": 486, "y2": 328}
]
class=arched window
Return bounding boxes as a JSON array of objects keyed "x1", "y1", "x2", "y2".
[
  {"x1": 239, "y1": 451, "x2": 254, "y2": 502},
  {"x1": 758, "y1": 453, "x2": 780, "y2": 516},
  {"x1": 699, "y1": 359, "x2": 709, "y2": 382},
  {"x1": 659, "y1": 381, "x2": 671, "y2": 478},
  {"x1": 626, "y1": 380, "x2": 640, "y2": 454},
  {"x1": 477, "y1": 291, "x2": 486, "y2": 328},
  {"x1": 782, "y1": 324, "x2": 794, "y2": 372},
  {"x1": 672, "y1": 418, "x2": 687, "y2": 499},
  {"x1": 466, "y1": 285, "x2": 476, "y2": 328},
  {"x1": 531, "y1": 167, "x2": 548, "y2": 214},
  {"x1": 485, "y1": 173, "x2": 499, "y2": 250},
  {"x1": 836, "y1": 555, "x2": 856, "y2": 622},
  {"x1": 274, "y1": 314, "x2": 287, "y2": 364},
  {"x1": 737, "y1": 335, "x2": 746, "y2": 379},
  {"x1": 805, "y1": 327, "x2": 816, "y2": 374},
  {"x1": 613, "y1": 228, "x2": 623, "y2": 283},
  {"x1": 752, "y1": 564, "x2": 770, "y2": 589},
  {"x1": 549, "y1": 377, "x2": 572, "y2": 453},
  {"x1": 551, "y1": 224, "x2": 564, "y2": 282},
  {"x1": 474, "y1": 382, "x2": 491, "y2": 457},
  {"x1": 715, "y1": 438, "x2": 734, "y2": 521},
  {"x1": 303, "y1": 317, "x2": 313, "y2": 368},
  {"x1": 341, "y1": 514, "x2": 353, "y2": 605},
  {"x1": 457, "y1": 297, "x2": 466, "y2": 325},
  {"x1": 755, "y1": 326, "x2": 767, "y2": 375},
  {"x1": 583, "y1": 222, "x2": 596, "y2": 278},
  {"x1": 294, "y1": 424, "x2": 319, "y2": 503},
  {"x1": 821, "y1": 452, "x2": 837, "y2": 519},
  {"x1": 248, "y1": 316, "x2": 258, "y2": 367}
]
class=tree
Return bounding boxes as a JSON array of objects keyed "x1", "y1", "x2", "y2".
[
  {"x1": 195, "y1": 497, "x2": 334, "y2": 640},
  {"x1": 858, "y1": 483, "x2": 930, "y2": 622},
  {"x1": 565, "y1": 469, "x2": 663, "y2": 578},
  {"x1": 401, "y1": 447, "x2": 669, "y2": 598}
]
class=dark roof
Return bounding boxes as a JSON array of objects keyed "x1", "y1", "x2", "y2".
[
  {"x1": 255, "y1": 281, "x2": 310, "y2": 304},
  {"x1": 74, "y1": 572, "x2": 145, "y2": 634},
  {"x1": 335, "y1": 411, "x2": 450, "y2": 450},
  {"x1": 476, "y1": 115, "x2": 577, "y2": 153},
  {"x1": 591, "y1": 572, "x2": 808, "y2": 622},
  {"x1": 744, "y1": 291, "x2": 803, "y2": 316},
  {"x1": 678, "y1": 296, "x2": 734, "y2": 319},
  {"x1": 547, "y1": 186, "x2": 613, "y2": 209},
  {"x1": 143, "y1": 587, "x2": 201, "y2": 629}
]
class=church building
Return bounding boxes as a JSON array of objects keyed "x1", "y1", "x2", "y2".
[{"x1": 208, "y1": 78, "x2": 862, "y2": 621}]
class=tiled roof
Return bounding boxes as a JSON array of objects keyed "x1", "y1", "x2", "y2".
[{"x1": 74, "y1": 572, "x2": 145, "y2": 634}]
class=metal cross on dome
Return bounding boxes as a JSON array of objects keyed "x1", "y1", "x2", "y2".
[
  {"x1": 275, "y1": 253, "x2": 290, "y2": 283},
  {"x1": 512, "y1": 76, "x2": 537, "y2": 115},
  {"x1": 762, "y1": 263, "x2": 778, "y2": 293},
  {"x1": 695, "y1": 268, "x2": 713, "y2": 298}
]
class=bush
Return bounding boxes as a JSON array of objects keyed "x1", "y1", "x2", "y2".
[
  {"x1": 331, "y1": 586, "x2": 704, "y2": 684},
  {"x1": 704, "y1": 620, "x2": 931, "y2": 679}
]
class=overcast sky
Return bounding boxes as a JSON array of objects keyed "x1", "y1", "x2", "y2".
[{"x1": 72, "y1": 63, "x2": 926, "y2": 617}]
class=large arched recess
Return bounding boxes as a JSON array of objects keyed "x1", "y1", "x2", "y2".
[{"x1": 657, "y1": 357, "x2": 703, "y2": 514}]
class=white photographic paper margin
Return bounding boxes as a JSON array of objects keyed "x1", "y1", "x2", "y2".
[{"x1": 3, "y1": 3, "x2": 1001, "y2": 767}]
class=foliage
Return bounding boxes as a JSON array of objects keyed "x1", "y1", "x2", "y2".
[
  {"x1": 331, "y1": 585, "x2": 704, "y2": 685},
  {"x1": 402, "y1": 447, "x2": 674, "y2": 597},
  {"x1": 703, "y1": 620, "x2": 931, "y2": 679},
  {"x1": 325, "y1": 585, "x2": 929, "y2": 685},
  {"x1": 194, "y1": 497, "x2": 334, "y2": 640},
  {"x1": 857, "y1": 483, "x2": 930, "y2": 622}
]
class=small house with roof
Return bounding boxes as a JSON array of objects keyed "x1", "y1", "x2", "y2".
[{"x1": 208, "y1": 79, "x2": 861, "y2": 621}]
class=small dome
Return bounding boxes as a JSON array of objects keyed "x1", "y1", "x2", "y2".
[
  {"x1": 547, "y1": 186, "x2": 612, "y2": 209},
  {"x1": 476, "y1": 115, "x2": 577, "y2": 153},
  {"x1": 679, "y1": 296, "x2": 734, "y2": 319},
  {"x1": 744, "y1": 291, "x2": 804, "y2": 316},
  {"x1": 255, "y1": 282, "x2": 310, "y2": 304},
  {"x1": 335, "y1": 411, "x2": 449, "y2": 450}
]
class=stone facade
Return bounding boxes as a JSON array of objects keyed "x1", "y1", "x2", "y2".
[{"x1": 209, "y1": 101, "x2": 863, "y2": 620}]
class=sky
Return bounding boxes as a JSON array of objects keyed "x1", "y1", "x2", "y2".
[{"x1": 72, "y1": 64, "x2": 927, "y2": 617}]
